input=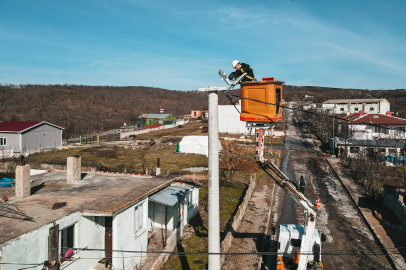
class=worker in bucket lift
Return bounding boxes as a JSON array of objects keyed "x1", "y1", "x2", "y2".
[
  {"x1": 228, "y1": 60, "x2": 257, "y2": 82},
  {"x1": 299, "y1": 175, "x2": 306, "y2": 194}
]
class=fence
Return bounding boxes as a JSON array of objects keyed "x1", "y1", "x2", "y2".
[
  {"x1": 384, "y1": 190, "x2": 406, "y2": 227},
  {"x1": 120, "y1": 120, "x2": 188, "y2": 139}
]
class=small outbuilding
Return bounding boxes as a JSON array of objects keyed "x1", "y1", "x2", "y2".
[{"x1": 0, "y1": 121, "x2": 63, "y2": 157}]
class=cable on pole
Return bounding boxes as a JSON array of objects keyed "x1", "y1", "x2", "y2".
[{"x1": 225, "y1": 92, "x2": 406, "y2": 135}]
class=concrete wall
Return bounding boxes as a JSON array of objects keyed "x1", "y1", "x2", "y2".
[
  {"x1": 380, "y1": 100, "x2": 390, "y2": 114},
  {"x1": 384, "y1": 191, "x2": 406, "y2": 228},
  {"x1": 218, "y1": 103, "x2": 247, "y2": 134},
  {"x1": 112, "y1": 198, "x2": 148, "y2": 269},
  {"x1": 120, "y1": 120, "x2": 188, "y2": 139},
  {"x1": 21, "y1": 123, "x2": 62, "y2": 154},
  {"x1": 186, "y1": 187, "x2": 199, "y2": 222},
  {"x1": 0, "y1": 212, "x2": 104, "y2": 270},
  {"x1": 220, "y1": 175, "x2": 256, "y2": 267}
]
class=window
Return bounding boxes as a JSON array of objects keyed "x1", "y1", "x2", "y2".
[
  {"x1": 375, "y1": 126, "x2": 386, "y2": 134},
  {"x1": 188, "y1": 190, "x2": 193, "y2": 206},
  {"x1": 194, "y1": 112, "x2": 196, "y2": 116},
  {"x1": 397, "y1": 127, "x2": 406, "y2": 131},
  {"x1": 0, "y1": 138, "x2": 6, "y2": 146},
  {"x1": 60, "y1": 224, "x2": 74, "y2": 255},
  {"x1": 340, "y1": 108, "x2": 344, "y2": 111},
  {"x1": 290, "y1": 238, "x2": 302, "y2": 247},
  {"x1": 355, "y1": 108, "x2": 359, "y2": 111},
  {"x1": 373, "y1": 115, "x2": 380, "y2": 118},
  {"x1": 134, "y1": 203, "x2": 144, "y2": 234},
  {"x1": 350, "y1": 147, "x2": 360, "y2": 153},
  {"x1": 370, "y1": 107, "x2": 374, "y2": 111}
]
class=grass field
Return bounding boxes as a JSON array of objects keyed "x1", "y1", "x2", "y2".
[
  {"x1": 134, "y1": 121, "x2": 207, "y2": 140},
  {"x1": 26, "y1": 144, "x2": 208, "y2": 173}
]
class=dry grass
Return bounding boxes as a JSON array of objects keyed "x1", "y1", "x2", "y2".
[
  {"x1": 134, "y1": 121, "x2": 206, "y2": 140},
  {"x1": 26, "y1": 144, "x2": 208, "y2": 173}
]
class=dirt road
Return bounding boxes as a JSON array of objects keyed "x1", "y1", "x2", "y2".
[{"x1": 266, "y1": 103, "x2": 392, "y2": 269}]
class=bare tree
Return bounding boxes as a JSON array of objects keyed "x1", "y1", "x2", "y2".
[{"x1": 219, "y1": 139, "x2": 246, "y2": 182}]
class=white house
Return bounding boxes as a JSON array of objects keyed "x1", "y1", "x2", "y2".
[
  {"x1": 334, "y1": 138, "x2": 405, "y2": 160},
  {"x1": 338, "y1": 111, "x2": 406, "y2": 140},
  {"x1": 322, "y1": 98, "x2": 390, "y2": 115},
  {"x1": 302, "y1": 103, "x2": 316, "y2": 110},
  {"x1": 0, "y1": 167, "x2": 200, "y2": 270}
]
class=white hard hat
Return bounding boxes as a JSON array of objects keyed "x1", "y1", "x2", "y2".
[{"x1": 232, "y1": 60, "x2": 240, "y2": 68}]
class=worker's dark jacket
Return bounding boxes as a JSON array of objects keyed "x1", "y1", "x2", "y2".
[
  {"x1": 230, "y1": 63, "x2": 256, "y2": 82},
  {"x1": 299, "y1": 177, "x2": 305, "y2": 187}
]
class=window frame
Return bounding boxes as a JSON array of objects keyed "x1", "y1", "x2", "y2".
[
  {"x1": 0, "y1": 137, "x2": 6, "y2": 146},
  {"x1": 134, "y1": 203, "x2": 144, "y2": 235},
  {"x1": 59, "y1": 224, "x2": 75, "y2": 259}
]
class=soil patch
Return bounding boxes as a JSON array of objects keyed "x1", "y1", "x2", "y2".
[{"x1": 219, "y1": 158, "x2": 260, "y2": 173}]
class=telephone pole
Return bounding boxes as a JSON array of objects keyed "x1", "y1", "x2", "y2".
[{"x1": 199, "y1": 86, "x2": 226, "y2": 270}]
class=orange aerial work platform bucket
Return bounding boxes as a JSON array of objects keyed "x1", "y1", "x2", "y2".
[{"x1": 240, "y1": 77, "x2": 284, "y2": 122}]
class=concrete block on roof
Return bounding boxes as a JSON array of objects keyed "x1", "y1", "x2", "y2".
[
  {"x1": 16, "y1": 165, "x2": 30, "y2": 198},
  {"x1": 67, "y1": 156, "x2": 81, "y2": 183}
]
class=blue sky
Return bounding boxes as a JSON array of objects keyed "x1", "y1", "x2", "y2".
[{"x1": 1, "y1": 0, "x2": 405, "y2": 90}]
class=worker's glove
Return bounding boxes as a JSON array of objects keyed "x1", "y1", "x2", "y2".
[{"x1": 228, "y1": 74, "x2": 235, "y2": 81}]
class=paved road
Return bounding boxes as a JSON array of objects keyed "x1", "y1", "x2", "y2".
[{"x1": 266, "y1": 103, "x2": 392, "y2": 269}]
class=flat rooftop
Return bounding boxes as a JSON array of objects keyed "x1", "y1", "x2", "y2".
[{"x1": 0, "y1": 171, "x2": 174, "y2": 245}]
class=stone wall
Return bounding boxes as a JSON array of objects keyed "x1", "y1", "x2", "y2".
[{"x1": 220, "y1": 173, "x2": 257, "y2": 267}]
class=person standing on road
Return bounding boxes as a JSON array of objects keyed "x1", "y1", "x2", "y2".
[{"x1": 299, "y1": 176, "x2": 306, "y2": 194}]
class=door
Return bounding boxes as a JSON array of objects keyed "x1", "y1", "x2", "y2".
[
  {"x1": 154, "y1": 203, "x2": 166, "y2": 228},
  {"x1": 105, "y1": 217, "x2": 113, "y2": 258}
]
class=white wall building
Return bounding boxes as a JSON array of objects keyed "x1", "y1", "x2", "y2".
[
  {"x1": 322, "y1": 98, "x2": 390, "y2": 115},
  {"x1": 338, "y1": 112, "x2": 406, "y2": 140},
  {"x1": 218, "y1": 101, "x2": 247, "y2": 134},
  {"x1": 0, "y1": 170, "x2": 200, "y2": 270}
]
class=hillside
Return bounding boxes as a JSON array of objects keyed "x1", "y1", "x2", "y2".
[
  {"x1": 1, "y1": 84, "x2": 405, "y2": 138},
  {"x1": 0, "y1": 84, "x2": 238, "y2": 138}
]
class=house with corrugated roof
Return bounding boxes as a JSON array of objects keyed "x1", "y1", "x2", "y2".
[
  {"x1": 137, "y1": 113, "x2": 175, "y2": 128},
  {"x1": 0, "y1": 158, "x2": 201, "y2": 270},
  {"x1": 0, "y1": 121, "x2": 64, "y2": 158}
]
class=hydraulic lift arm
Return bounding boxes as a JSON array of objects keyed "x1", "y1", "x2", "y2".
[{"x1": 254, "y1": 128, "x2": 318, "y2": 270}]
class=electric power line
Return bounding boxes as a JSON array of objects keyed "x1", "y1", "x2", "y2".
[{"x1": 225, "y1": 93, "x2": 406, "y2": 136}]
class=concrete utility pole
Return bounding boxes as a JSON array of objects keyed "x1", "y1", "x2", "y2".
[{"x1": 199, "y1": 86, "x2": 226, "y2": 270}]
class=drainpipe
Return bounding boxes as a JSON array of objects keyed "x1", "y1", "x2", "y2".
[{"x1": 165, "y1": 206, "x2": 168, "y2": 247}]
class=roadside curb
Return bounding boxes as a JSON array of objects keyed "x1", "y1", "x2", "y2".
[{"x1": 326, "y1": 158, "x2": 401, "y2": 270}]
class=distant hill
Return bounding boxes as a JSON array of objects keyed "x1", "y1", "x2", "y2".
[
  {"x1": 1, "y1": 84, "x2": 405, "y2": 137},
  {"x1": 0, "y1": 84, "x2": 237, "y2": 138}
]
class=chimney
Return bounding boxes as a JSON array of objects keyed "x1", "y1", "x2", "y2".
[
  {"x1": 16, "y1": 165, "x2": 30, "y2": 198},
  {"x1": 67, "y1": 156, "x2": 81, "y2": 184},
  {"x1": 359, "y1": 110, "x2": 363, "y2": 116},
  {"x1": 160, "y1": 108, "x2": 164, "y2": 114},
  {"x1": 386, "y1": 111, "x2": 392, "y2": 116}
]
